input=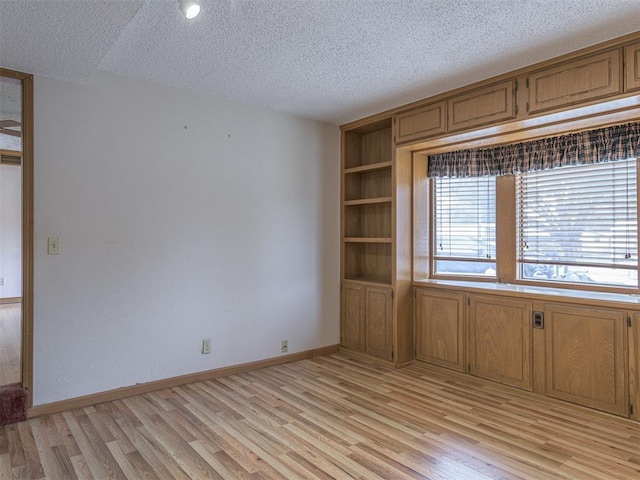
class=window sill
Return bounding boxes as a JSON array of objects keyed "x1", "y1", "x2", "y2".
[{"x1": 413, "y1": 279, "x2": 640, "y2": 309}]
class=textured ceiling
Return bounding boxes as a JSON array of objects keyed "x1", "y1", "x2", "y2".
[{"x1": 1, "y1": 0, "x2": 639, "y2": 125}]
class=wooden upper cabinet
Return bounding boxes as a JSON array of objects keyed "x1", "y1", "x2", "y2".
[
  {"x1": 415, "y1": 289, "x2": 465, "y2": 372},
  {"x1": 447, "y1": 80, "x2": 516, "y2": 132},
  {"x1": 625, "y1": 41, "x2": 640, "y2": 92},
  {"x1": 395, "y1": 102, "x2": 446, "y2": 144},
  {"x1": 365, "y1": 285, "x2": 393, "y2": 360},
  {"x1": 544, "y1": 304, "x2": 627, "y2": 416},
  {"x1": 528, "y1": 49, "x2": 622, "y2": 114},
  {"x1": 468, "y1": 295, "x2": 532, "y2": 391},
  {"x1": 341, "y1": 283, "x2": 364, "y2": 351}
]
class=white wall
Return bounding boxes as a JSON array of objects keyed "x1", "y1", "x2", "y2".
[
  {"x1": 0, "y1": 164, "x2": 22, "y2": 298},
  {"x1": 33, "y1": 72, "x2": 340, "y2": 405}
]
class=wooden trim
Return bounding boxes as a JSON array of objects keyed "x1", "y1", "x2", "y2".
[
  {"x1": 338, "y1": 345, "x2": 398, "y2": 368},
  {"x1": 1, "y1": 68, "x2": 34, "y2": 406},
  {"x1": 394, "y1": 148, "x2": 414, "y2": 364},
  {"x1": 27, "y1": 344, "x2": 339, "y2": 418},
  {"x1": 496, "y1": 175, "x2": 516, "y2": 283},
  {"x1": 0, "y1": 297, "x2": 21, "y2": 304},
  {"x1": 412, "y1": 154, "x2": 429, "y2": 281},
  {"x1": 311, "y1": 344, "x2": 340, "y2": 357},
  {"x1": 0, "y1": 68, "x2": 32, "y2": 81},
  {"x1": 21, "y1": 73, "x2": 34, "y2": 405},
  {"x1": 340, "y1": 129, "x2": 346, "y2": 283}
]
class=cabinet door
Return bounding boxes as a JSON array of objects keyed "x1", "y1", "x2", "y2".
[
  {"x1": 631, "y1": 313, "x2": 640, "y2": 422},
  {"x1": 469, "y1": 295, "x2": 532, "y2": 390},
  {"x1": 395, "y1": 102, "x2": 446, "y2": 144},
  {"x1": 545, "y1": 304, "x2": 627, "y2": 416},
  {"x1": 447, "y1": 80, "x2": 515, "y2": 132},
  {"x1": 341, "y1": 283, "x2": 364, "y2": 351},
  {"x1": 415, "y1": 289, "x2": 465, "y2": 372},
  {"x1": 365, "y1": 286, "x2": 393, "y2": 360},
  {"x1": 528, "y1": 49, "x2": 621, "y2": 114},
  {"x1": 625, "y1": 41, "x2": 640, "y2": 92}
]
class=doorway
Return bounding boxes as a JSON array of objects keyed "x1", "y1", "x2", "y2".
[{"x1": 0, "y1": 68, "x2": 33, "y2": 402}]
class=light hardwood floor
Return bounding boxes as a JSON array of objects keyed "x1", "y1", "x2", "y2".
[
  {"x1": 2, "y1": 352, "x2": 640, "y2": 479},
  {"x1": 0, "y1": 302, "x2": 20, "y2": 386}
]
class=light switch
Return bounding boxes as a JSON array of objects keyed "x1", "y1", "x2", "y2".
[{"x1": 48, "y1": 237, "x2": 60, "y2": 255}]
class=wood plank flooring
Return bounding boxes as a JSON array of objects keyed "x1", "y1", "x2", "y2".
[
  {"x1": 0, "y1": 303, "x2": 20, "y2": 386},
  {"x1": 2, "y1": 352, "x2": 640, "y2": 479}
]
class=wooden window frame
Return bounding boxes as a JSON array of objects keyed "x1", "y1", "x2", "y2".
[
  {"x1": 415, "y1": 133, "x2": 640, "y2": 296},
  {"x1": 430, "y1": 175, "x2": 498, "y2": 281}
]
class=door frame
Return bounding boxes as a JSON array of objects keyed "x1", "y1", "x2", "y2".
[{"x1": 0, "y1": 67, "x2": 34, "y2": 404}]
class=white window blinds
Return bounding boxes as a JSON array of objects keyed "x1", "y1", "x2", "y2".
[
  {"x1": 517, "y1": 159, "x2": 638, "y2": 287},
  {"x1": 433, "y1": 176, "x2": 496, "y2": 276}
]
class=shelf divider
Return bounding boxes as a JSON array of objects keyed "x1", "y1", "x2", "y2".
[
  {"x1": 344, "y1": 197, "x2": 392, "y2": 206},
  {"x1": 343, "y1": 237, "x2": 392, "y2": 244},
  {"x1": 344, "y1": 161, "x2": 392, "y2": 175}
]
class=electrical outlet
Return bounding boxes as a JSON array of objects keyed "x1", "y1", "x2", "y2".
[
  {"x1": 281, "y1": 340, "x2": 288, "y2": 353},
  {"x1": 0, "y1": 277, "x2": 4, "y2": 286},
  {"x1": 202, "y1": 338, "x2": 211, "y2": 354},
  {"x1": 48, "y1": 237, "x2": 60, "y2": 255}
]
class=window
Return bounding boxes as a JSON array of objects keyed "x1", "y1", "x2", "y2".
[
  {"x1": 433, "y1": 176, "x2": 496, "y2": 277},
  {"x1": 421, "y1": 122, "x2": 640, "y2": 292},
  {"x1": 517, "y1": 159, "x2": 638, "y2": 287}
]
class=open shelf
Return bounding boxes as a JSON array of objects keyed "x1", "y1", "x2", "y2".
[
  {"x1": 344, "y1": 202, "x2": 392, "y2": 238},
  {"x1": 344, "y1": 243, "x2": 392, "y2": 284},
  {"x1": 342, "y1": 118, "x2": 393, "y2": 286},
  {"x1": 344, "y1": 121, "x2": 392, "y2": 169},
  {"x1": 344, "y1": 167, "x2": 392, "y2": 201}
]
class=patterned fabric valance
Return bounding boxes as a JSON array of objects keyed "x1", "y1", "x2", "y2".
[{"x1": 427, "y1": 122, "x2": 640, "y2": 178}]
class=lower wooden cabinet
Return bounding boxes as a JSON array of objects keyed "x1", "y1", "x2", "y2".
[
  {"x1": 341, "y1": 282, "x2": 393, "y2": 361},
  {"x1": 412, "y1": 286, "x2": 638, "y2": 419},
  {"x1": 415, "y1": 289, "x2": 465, "y2": 372},
  {"x1": 544, "y1": 304, "x2": 628, "y2": 416},
  {"x1": 364, "y1": 286, "x2": 393, "y2": 360},
  {"x1": 341, "y1": 283, "x2": 365, "y2": 350},
  {"x1": 468, "y1": 295, "x2": 532, "y2": 391}
]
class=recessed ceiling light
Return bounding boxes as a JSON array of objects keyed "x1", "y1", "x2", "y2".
[{"x1": 179, "y1": 0, "x2": 201, "y2": 19}]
